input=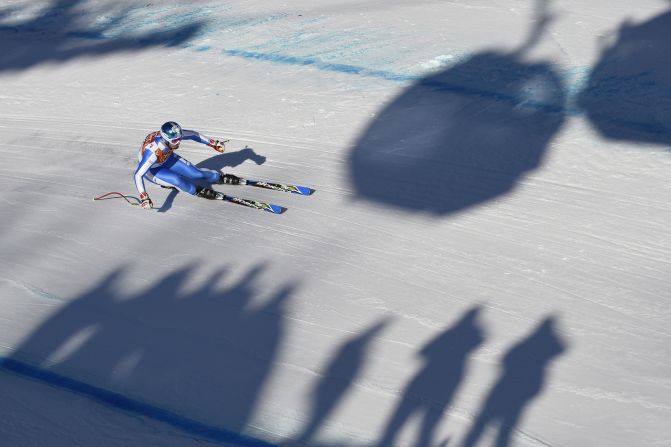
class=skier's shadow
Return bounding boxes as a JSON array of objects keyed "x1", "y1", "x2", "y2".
[
  {"x1": 460, "y1": 316, "x2": 567, "y2": 447},
  {"x1": 0, "y1": 0, "x2": 205, "y2": 73},
  {"x1": 577, "y1": 7, "x2": 671, "y2": 146},
  {"x1": 348, "y1": 0, "x2": 566, "y2": 215},
  {"x1": 156, "y1": 187, "x2": 179, "y2": 213},
  {"x1": 378, "y1": 307, "x2": 485, "y2": 447},
  {"x1": 197, "y1": 146, "x2": 267, "y2": 172}
]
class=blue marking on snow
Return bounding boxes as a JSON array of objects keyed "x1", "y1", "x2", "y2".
[
  {"x1": 66, "y1": 30, "x2": 106, "y2": 40},
  {"x1": 220, "y1": 49, "x2": 579, "y2": 116},
  {"x1": 0, "y1": 3, "x2": 591, "y2": 117},
  {"x1": 222, "y1": 49, "x2": 418, "y2": 82},
  {"x1": 0, "y1": 357, "x2": 279, "y2": 447}
]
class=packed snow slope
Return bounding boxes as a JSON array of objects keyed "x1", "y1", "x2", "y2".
[{"x1": 1, "y1": 0, "x2": 670, "y2": 446}]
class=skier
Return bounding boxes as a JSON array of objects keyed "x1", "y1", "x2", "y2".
[{"x1": 134, "y1": 121, "x2": 241, "y2": 209}]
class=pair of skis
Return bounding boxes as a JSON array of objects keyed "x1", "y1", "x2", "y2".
[{"x1": 214, "y1": 178, "x2": 314, "y2": 214}]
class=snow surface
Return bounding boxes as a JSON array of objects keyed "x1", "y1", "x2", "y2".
[{"x1": 1, "y1": 0, "x2": 670, "y2": 446}]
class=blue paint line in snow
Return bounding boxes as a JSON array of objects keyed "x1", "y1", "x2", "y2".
[
  {"x1": 222, "y1": 49, "x2": 575, "y2": 115},
  {"x1": 222, "y1": 49, "x2": 418, "y2": 82},
  {"x1": 0, "y1": 357, "x2": 278, "y2": 447}
]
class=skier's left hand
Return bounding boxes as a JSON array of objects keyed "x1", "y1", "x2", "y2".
[
  {"x1": 208, "y1": 138, "x2": 229, "y2": 153},
  {"x1": 139, "y1": 192, "x2": 153, "y2": 209}
]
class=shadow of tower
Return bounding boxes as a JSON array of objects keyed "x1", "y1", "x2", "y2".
[
  {"x1": 348, "y1": 0, "x2": 566, "y2": 215},
  {"x1": 577, "y1": 8, "x2": 671, "y2": 145}
]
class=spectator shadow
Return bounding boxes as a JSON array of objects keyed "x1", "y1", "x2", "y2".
[
  {"x1": 348, "y1": 0, "x2": 566, "y2": 215},
  {"x1": 8, "y1": 263, "x2": 295, "y2": 443},
  {"x1": 294, "y1": 318, "x2": 391, "y2": 445},
  {"x1": 577, "y1": 8, "x2": 671, "y2": 146},
  {"x1": 197, "y1": 146, "x2": 268, "y2": 172},
  {"x1": 0, "y1": 0, "x2": 205, "y2": 73},
  {"x1": 460, "y1": 316, "x2": 567, "y2": 447},
  {"x1": 378, "y1": 307, "x2": 485, "y2": 447}
]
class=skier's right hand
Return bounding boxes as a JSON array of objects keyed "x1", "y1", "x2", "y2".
[
  {"x1": 140, "y1": 192, "x2": 153, "y2": 209},
  {"x1": 208, "y1": 138, "x2": 229, "y2": 153}
]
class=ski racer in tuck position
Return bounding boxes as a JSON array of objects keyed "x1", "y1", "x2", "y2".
[{"x1": 134, "y1": 121, "x2": 240, "y2": 209}]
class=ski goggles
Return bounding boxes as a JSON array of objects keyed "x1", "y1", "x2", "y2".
[{"x1": 166, "y1": 137, "x2": 182, "y2": 145}]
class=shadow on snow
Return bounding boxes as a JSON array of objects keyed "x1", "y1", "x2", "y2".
[
  {"x1": 0, "y1": 0, "x2": 206, "y2": 73},
  {"x1": 6, "y1": 263, "x2": 294, "y2": 444},
  {"x1": 378, "y1": 308, "x2": 485, "y2": 447},
  {"x1": 196, "y1": 146, "x2": 268, "y2": 174},
  {"x1": 348, "y1": 0, "x2": 567, "y2": 215},
  {"x1": 154, "y1": 146, "x2": 267, "y2": 213},
  {"x1": 1, "y1": 267, "x2": 568, "y2": 447},
  {"x1": 577, "y1": 7, "x2": 671, "y2": 146},
  {"x1": 459, "y1": 316, "x2": 566, "y2": 447}
]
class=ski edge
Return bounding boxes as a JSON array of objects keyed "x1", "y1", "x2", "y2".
[
  {"x1": 243, "y1": 180, "x2": 315, "y2": 196},
  {"x1": 217, "y1": 193, "x2": 286, "y2": 214}
]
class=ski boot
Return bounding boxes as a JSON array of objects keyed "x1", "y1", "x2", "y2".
[
  {"x1": 218, "y1": 173, "x2": 242, "y2": 185},
  {"x1": 195, "y1": 186, "x2": 219, "y2": 200}
]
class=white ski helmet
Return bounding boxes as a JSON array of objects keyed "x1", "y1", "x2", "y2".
[{"x1": 160, "y1": 121, "x2": 183, "y2": 145}]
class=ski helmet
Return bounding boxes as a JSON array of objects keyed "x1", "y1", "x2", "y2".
[{"x1": 160, "y1": 121, "x2": 183, "y2": 145}]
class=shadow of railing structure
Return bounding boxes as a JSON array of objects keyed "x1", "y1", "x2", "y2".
[
  {"x1": 0, "y1": 0, "x2": 205, "y2": 73},
  {"x1": 577, "y1": 8, "x2": 671, "y2": 146},
  {"x1": 348, "y1": 0, "x2": 566, "y2": 215},
  {"x1": 460, "y1": 316, "x2": 566, "y2": 447},
  {"x1": 6, "y1": 264, "x2": 294, "y2": 446},
  {"x1": 378, "y1": 307, "x2": 485, "y2": 447}
]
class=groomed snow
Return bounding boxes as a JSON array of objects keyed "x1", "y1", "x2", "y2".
[{"x1": 1, "y1": 0, "x2": 670, "y2": 446}]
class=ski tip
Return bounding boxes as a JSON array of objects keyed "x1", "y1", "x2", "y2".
[
  {"x1": 296, "y1": 186, "x2": 315, "y2": 196},
  {"x1": 269, "y1": 205, "x2": 287, "y2": 214}
]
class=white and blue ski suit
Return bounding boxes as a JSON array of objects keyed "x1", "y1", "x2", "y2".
[{"x1": 134, "y1": 129, "x2": 222, "y2": 197}]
